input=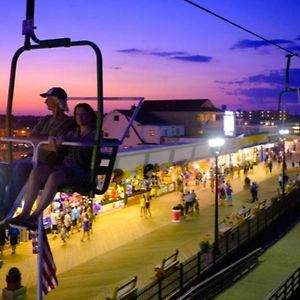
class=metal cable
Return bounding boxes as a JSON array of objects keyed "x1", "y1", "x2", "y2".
[{"x1": 184, "y1": 0, "x2": 299, "y2": 57}]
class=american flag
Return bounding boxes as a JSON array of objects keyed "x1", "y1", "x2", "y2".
[
  {"x1": 32, "y1": 228, "x2": 58, "y2": 297},
  {"x1": 41, "y1": 228, "x2": 58, "y2": 297}
]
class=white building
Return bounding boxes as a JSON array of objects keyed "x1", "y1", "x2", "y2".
[{"x1": 103, "y1": 109, "x2": 184, "y2": 148}]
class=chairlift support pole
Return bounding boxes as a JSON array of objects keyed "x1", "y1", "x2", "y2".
[
  {"x1": 277, "y1": 54, "x2": 299, "y2": 211},
  {"x1": 277, "y1": 54, "x2": 298, "y2": 116}
]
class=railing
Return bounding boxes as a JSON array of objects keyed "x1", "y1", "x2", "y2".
[
  {"x1": 177, "y1": 248, "x2": 262, "y2": 300},
  {"x1": 265, "y1": 266, "x2": 300, "y2": 300},
  {"x1": 106, "y1": 276, "x2": 138, "y2": 300},
  {"x1": 136, "y1": 188, "x2": 300, "y2": 300}
]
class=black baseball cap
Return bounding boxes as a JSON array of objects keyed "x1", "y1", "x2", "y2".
[
  {"x1": 40, "y1": 87, "x2": 68, "y2": 102},
  {"x1": 40, "y1": 87, "x2": 69, "y2": 112}
]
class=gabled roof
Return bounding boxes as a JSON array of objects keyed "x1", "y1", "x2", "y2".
[
  {"x1": 116, "y1": 110, "x2": 173, "y2": 126},
  {"x1": 140, "y1": 99, "x2": 222, "y2": 112}
]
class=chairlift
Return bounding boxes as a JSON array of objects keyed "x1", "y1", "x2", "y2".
[
  {"x1": 277, "y1": 54, "x2": 300, "y2": 118},
  {"x1": 0, "y1": 2, "x2": 143, "y2": 298},
  {"x1": 1, "y1": 0, "x2": 143, "y2": 201}
]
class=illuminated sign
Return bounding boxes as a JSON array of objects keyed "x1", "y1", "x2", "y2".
[{"x1": 223, "y1": 111, "x2": 235, "y2": 136}]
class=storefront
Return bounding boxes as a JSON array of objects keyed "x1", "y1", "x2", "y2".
[{"x1": 45, "y1": 133, "x2": 282, "y2": 217}]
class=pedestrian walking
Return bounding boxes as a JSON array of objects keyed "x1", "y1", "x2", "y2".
[
  {"x1": 202, "y1": 173, "x2": 207, "y2": 190},
  {"x1": 177, "y1": 177, "x2": 183, "y2": 192},
  {"x1": 219, "y1": 181, "x2": 226, "y2": 205},
  {"x1": 87, "y1": 206, "x2": 94, "y2": 234},
  {"x1": 64, "y1": 211, "x2": 72, "y2": 235},
  {"x1": 140, "y1": 195, "x2": 146, "y2": 217},
  {"x1": 0, "y1": 225, "x2": 8, "y2": 256},
  {"x1": 50, "y1": 210, "x2": 59, "y2": 239},
  {"x1": 194, "y1": 197, "x2": 200, "y2": 214},
  {"x1": 81, "y1": 212, "x2": 90, "y2": 242},
  {"x1": 184, "y1": 192, "x2": 194, "y2": 215},
  {"x1": 144, "y1": 194, "x2": 152, "y2": 218},
  {"x1": 209, "y1": 178, "x2": 214, "y2": 193},
  {"x1": 8, "y1": 226, "x2": 19, "y2": 255},
  {"x1": 71, "y1": 206, "x2": 80, "y2": 234},
  {"x1": 178, "y1": 191, "x2": 184, "y2": 202},
  {"x1": 149, "y1": 186, "x2": 156, "y2": 200},
  {"x1": 250, "y1": 182, "x2": 259, "y2": 203},
  {"x1": 60, "y1": 223, "x2": 68, "y2": 245},
  {"x1": 237, "y1": 164, "x2": 241, "y2": 178},
  {"x1": 226, "y1": 184, "x2": 233, "y2": 206},
  {"x1": 244, "y1": 176, "x2": 251, "y2": 188},
  {"x1": 278, "y1": 175, "x2": 283, "y2": 187},
  {"x1": 268, "y1": 160, "x2": 273, "y2": 173}
]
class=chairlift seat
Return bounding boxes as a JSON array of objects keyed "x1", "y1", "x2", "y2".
[{"x1": 58, "y1": 138, "x2": 121, "y2": 197}]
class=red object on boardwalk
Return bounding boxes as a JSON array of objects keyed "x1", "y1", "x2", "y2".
[{"x1": 172, "y1": 209, "x2": 181, "y2": 222}]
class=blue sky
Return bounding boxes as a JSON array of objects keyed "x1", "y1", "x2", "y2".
[{"x1": 0, "y1": 0, "x2": 299, "y2": 115}]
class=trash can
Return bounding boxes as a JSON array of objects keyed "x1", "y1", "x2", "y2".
[{"x1": 172, "y1": 208, "x2": 181, "y2": 222}]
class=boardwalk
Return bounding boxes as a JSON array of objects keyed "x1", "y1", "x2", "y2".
[{"x1": 0, "y1": 159, "x2": 298, "y2": 299}]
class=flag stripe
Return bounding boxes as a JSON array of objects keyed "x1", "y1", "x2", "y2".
[{"x1": 41, "y1": 228, "x2": 58, "y2": 297}]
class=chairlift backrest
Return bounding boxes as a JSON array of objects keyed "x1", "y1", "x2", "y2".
[{"x1": 278, "y1": 54, "x2": 300, "y2": 114}]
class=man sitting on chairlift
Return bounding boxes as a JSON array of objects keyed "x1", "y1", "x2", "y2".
[{"x1": 0, "y1": 87, "x2": 74, "y2": 222}]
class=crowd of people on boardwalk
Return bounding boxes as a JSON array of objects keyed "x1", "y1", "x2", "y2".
[
  {"x1": 176, "y1": 167, "x2": 237, "y2": 212},
  {"x1": 45, "y1": 192, "x2": 96, "y2": 244},
  {"x1": 173, "y1": 143, "x2": 300, "y2": 219},
  {"x1": 0, "y1": 190, "x2": 97, "y2": 256}
]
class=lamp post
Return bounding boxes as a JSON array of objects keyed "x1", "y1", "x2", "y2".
[
  {"x1": 208, "y1": 137, "x2": 225, "y2": 261},
  {"x1": 279, "y1": 129, "x2": 289, "y2": 199}
]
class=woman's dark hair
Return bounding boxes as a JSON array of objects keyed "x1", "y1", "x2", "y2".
[{"x1": 74, "y1": 103, "x2": 97, "y2": 129}]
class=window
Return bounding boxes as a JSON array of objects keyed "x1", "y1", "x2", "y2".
[
  {"x1": 197, "y1": 113, "x2": 216, "y2": 122},
  {"x1": 149, "y1": 129, "x2": 155, "y2": 136},
  {"x1": 113, "y1": 115, "x2": 119, "y2": 121}
]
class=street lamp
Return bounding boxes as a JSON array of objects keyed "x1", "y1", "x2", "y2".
[
  {"x1": 279, "y1": 129, "x2": 289, "y2": 199},
  {"x1": 208, "y1": 137, "x2": 225, "y2": 261}
]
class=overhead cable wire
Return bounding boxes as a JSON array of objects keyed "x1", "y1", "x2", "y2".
[{"x1": 184, "y1": 0, "x2": 299, "y2": 57}]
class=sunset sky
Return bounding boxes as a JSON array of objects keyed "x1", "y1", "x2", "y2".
[{"x1": 0, "y1": 0, "x2": 299, "y2": 115}]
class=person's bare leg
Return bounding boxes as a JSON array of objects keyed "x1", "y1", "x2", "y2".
[
  {"x1": 19, "y1": 165, "x2": 53, "y2": 218},
  {"x1": 30, "y1": 170, "x2": 67, "y2": 220}
]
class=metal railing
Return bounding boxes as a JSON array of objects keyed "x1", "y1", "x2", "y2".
[
  {"x1": 265, "y1": 266, "x2": 300, "y2": 300},
  {"x1": 178, "y1": 248, "x2": 262, "y2": 300},
  {"x1": 136, "y1": 188, "x2": 300, "y2": 300}
]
